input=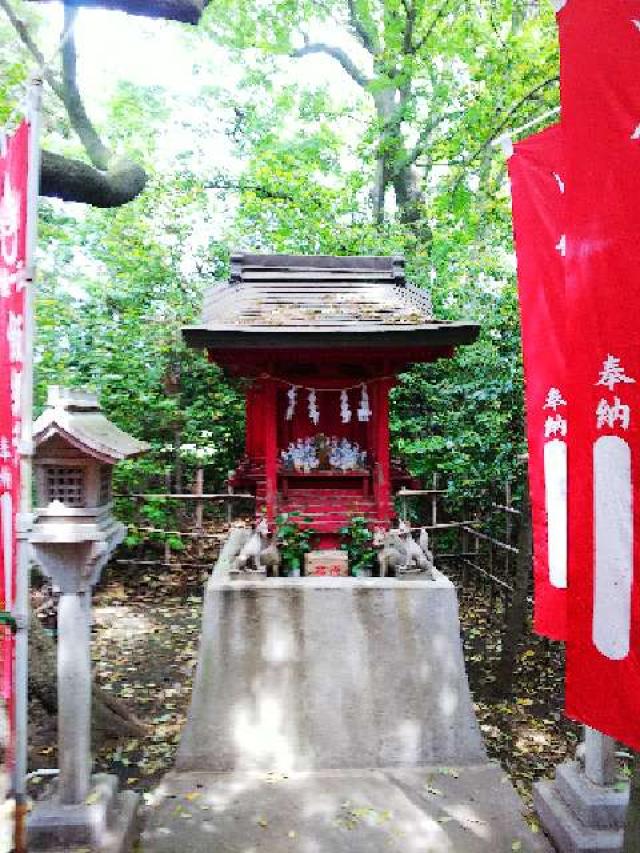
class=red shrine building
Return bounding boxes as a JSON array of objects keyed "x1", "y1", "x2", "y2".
[{"x1": 184, "y1": 254, "x2": 479, "y2": 545}]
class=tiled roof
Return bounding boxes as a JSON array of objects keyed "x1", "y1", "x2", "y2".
[
  {"x1": 33, "y1": 387, "x2": 149, "y2": 463},
  {"x1": 184, "y1": 253, "x2": 480, "y2": 351},
  {"x1": 200, "y1": 254, "x2": 433, "y2": 328}
]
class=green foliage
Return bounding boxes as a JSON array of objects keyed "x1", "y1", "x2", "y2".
[
  {"x1": 36, "y1": 169, "x2": 245, "y2": 507},
  {"x1": 339, "y1": 516, "x2": 377, "y2": 577},
  {"x1": 25, "y1": 0, "x2": 561, "y2": 514},
  {"x1": 275, "y1": 512, "x2": 316, "y2": 574}
]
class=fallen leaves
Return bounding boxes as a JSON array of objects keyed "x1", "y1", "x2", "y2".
[
  {"x1": 88, "y1": 557, "x2": 211, "y2": 791},
  {"x1": 458, "y1": 581, "x2": 581, "y2": 817},
  {"x1": 334, "y1": 801, "x2": 393, "y2": 831}
]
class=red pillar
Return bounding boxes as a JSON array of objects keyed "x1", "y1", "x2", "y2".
[
  {"x1": 375, "y1": 379, "x2": 392, "y2": 525},
  {"x1": 245, "y1": 385, "x2": 256, "y2": 458},
  {"x1": 264, "y1": 379, "x2": 278, "y2": 524}
]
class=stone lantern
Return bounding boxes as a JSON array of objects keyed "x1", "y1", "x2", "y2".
[{"x1": 28, "y1": 386, "x2": 148, "y2": 852}]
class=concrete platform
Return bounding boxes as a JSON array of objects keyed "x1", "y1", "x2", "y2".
[
  {"x1": 177, "y1": 571, "x2": 486, "y2": 772},
  {"x1": 141, "y1": 765, "x2": 551, "y2": 853}
]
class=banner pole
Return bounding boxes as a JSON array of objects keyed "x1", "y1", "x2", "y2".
[{"x1": 13, "y1": 76, "x2": 42, "y2": 853}]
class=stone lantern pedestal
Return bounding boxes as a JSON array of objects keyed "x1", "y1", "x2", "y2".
[
  {"x1": 26, "y1": 387, "x2": 148, "y2": 852},
  {"x1": 534, "y1": 728, "x2": 629, "y2": 852}
]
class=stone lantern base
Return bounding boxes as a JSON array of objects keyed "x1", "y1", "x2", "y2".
[
  {"x1": 534, "y1": 761, "x2": 629, "y2": 852},
  {"x1": 28, "y1": 774, "x2": 139, "y2": 852}
]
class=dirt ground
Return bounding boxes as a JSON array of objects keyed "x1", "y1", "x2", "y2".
[{"x1": 27, "y1": 544, "x2": 586, "y2": 828}]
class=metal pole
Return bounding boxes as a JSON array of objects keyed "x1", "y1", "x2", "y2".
[{"x1": 14, "y1": 77, "x2": 42, "y2": 853}]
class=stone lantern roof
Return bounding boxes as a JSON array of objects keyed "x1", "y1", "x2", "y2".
[{"x1": 33, "y1": 386, "x2": 149, "y2": 464}]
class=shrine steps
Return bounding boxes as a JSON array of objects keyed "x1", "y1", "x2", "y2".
[
  {"x1": 278, "y1": 489, "x2": 379, "y2": 534},
  {"x1": 252, "y1": 487, "x2": 385, "y2": 545}
]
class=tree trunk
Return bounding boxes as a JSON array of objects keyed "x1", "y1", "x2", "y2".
[
  {"x1": 495, "y1": 487, "x2": 532, "y2": 697},
  {"x1": 393, "y1": 162, "x2": 423, "y2": 225},
  {"x1": 371, "y1": 86, "x2": 429, "y2": 233},
  {"x1": 512, "y1": 0, "x2": 539, "y2": 30},
  {"x1": 41, "y1": 151, "x2": 147, "y2": 209},
  {"x1": 371, "y1": 88, "x2": 396, "y2": 223},
  {"x1": 623, "y1": 751, "x2": 640, "y2": 853},
  {"x1": 29, "y1": 609, "x2": 146, "y2": 747}
]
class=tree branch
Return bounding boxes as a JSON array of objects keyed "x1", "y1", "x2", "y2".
[
  {"x1": 1, "y1": 0, "x2": 149, "y2": 206},
  {"x1": 415, "y1": 0, "x2": 456, "y2": 52},
  {"x1": 291, "y1": 42, "x2": 371, "y2": 89},
  {"x1": 60, "y1": 4, "x2": 111, "y2": 169},
  {"x1": 452, "y1": 76, "x2": 559, "y2": 191},
  {"x1": 0, "y1": 0, "x2": 64, "y2": 98},
  {"x1": 346, "y1": 0, "x2": 378, "y2": 55},
  {"x1": 404, "y1": 116, "x2": 442, "y2": 167},
  {"x1": 27, "y1": 0, "x2": 210, "y2": 25},
  {"x1": 402, "y1": 0, "x2": 417, "y2": 56},
  {"x1": 40, "y1": 150, "x2": 147, "y2": 206}
]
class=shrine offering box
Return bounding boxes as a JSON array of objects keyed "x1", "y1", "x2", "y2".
[{"x1": 305, "y1": 550, "x2": 349, "y2": 577}]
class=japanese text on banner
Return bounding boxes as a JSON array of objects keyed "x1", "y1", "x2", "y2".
[{"x1": 508, "y1": 124, "x2": 567, "y2": 641}]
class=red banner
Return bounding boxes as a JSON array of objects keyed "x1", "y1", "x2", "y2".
[
  {"x1": 559, "y1": 0, "x2": 640, "y2": 748},
  {"x1": 0, "y1": 121, "x2": 29, "y2": 737},
  {"x1": 508, "y1": 125, "x2": 567, "y2": 641}
]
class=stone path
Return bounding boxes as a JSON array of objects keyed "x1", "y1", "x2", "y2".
[{"x1": 140, "y1": 764, "x2": 552, "y2": 853}]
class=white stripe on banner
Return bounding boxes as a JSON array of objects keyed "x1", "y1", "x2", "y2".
[
  {"x1": 544, "y1": 439, "x2": 568, "y2": 589},
  {"x1": 1, "y1": 492, "x2": 12, "y2": 610},
  {"x1": 593, "y1": 436, "x2": 633, "y2": 660}
]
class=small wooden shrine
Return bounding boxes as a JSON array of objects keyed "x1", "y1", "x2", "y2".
[{"x1": 184, "y1": 254, "x2": 479, "y2": 545}]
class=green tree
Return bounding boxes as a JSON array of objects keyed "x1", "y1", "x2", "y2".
[{"x1": 204, "y1": 0, "x2": 559, "y2": 233}]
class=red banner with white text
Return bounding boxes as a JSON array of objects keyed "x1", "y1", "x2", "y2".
[
  {"x1": 508, "y1": 125, "x2": 567, "y2": 641},
  {"x1": 559, "y1": 0, "x2": 640, "y2": 749},
  {"x1": 0, "y1": 121, "x2": 29, "y2": 744}
]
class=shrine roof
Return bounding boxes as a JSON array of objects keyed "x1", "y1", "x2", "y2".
[
  {"x1": 33, "y1": 387, "x2": 149, "y2": 464},
  {"x1": 183, "y1": 254, "x2": 480, "y2": 350}
]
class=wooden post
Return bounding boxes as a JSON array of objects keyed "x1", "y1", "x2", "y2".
[
  {"x1": 503, "y1": 480, "x2": 513, "y2": 612},
  {"x1": 164, "y1": 470, "x2": 172, "y2": 563},
  {"x1": 431, "y1": 473, "x2": 438, "y2": 527},
  {"x1": 264, "y1": 379, "x2": 278, "y2": 524},
  {"x1": 473, "y1": 516, "x2": 480, "y2": 592},
  {"x1": 226, "y1": 471, "x2": 234, "y2": 525},
  {"x1": 496, "y1": 487, "x2": 532, "y2": 696},
  {"x1": 461, "y1": 506, "x2": 469, "y2": 586},
  {"x1": 245, "y1": 383, "x2": 261, "y2": 459},
  {"x1": 505, "y1": 480, "x2": 512, "y2": 579},
  {"x1": 431, "y1": 472, "x2": 438, "y2": 557},
  {"x1": 193, "y1": 467, "x2": 204, "y2": 558}
]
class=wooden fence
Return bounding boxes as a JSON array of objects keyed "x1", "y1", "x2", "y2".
[
  {"x1": 114, "y1": 468, "x2": 531, "y2": 691},
  {"x1": 117, "y1": 468, "x2": 527, "y2": 594},
  {"x1": 398, "y1": 473, "x2": 527, "y2": 607},
  {"x1": 114, "y1": 466, "x2": 256, "y2": 566}
]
